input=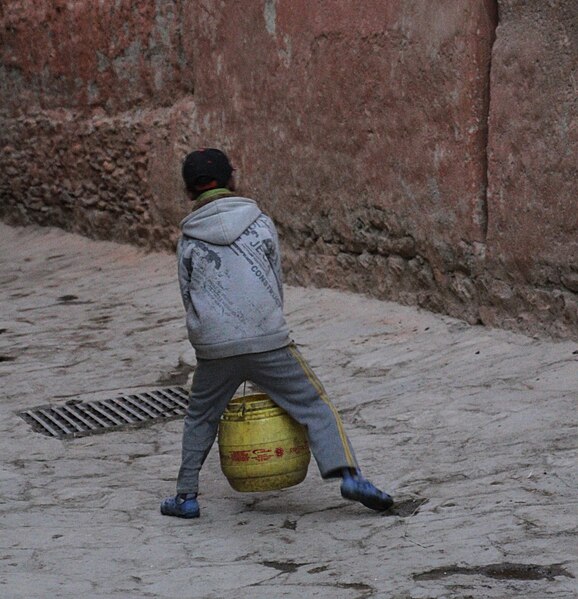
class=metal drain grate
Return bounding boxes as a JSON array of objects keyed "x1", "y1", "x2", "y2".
[{"x1": 18, "y1": 387, "x2": 189, "y2": 439}]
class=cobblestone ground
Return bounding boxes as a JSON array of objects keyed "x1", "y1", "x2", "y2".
[{"x1": 1, "y1": 222, "x2": 576, "y2": 599}]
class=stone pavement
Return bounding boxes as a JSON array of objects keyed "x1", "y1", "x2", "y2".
[{"x1": 1, "y1": 221, "x2": 576, "y2": 599}]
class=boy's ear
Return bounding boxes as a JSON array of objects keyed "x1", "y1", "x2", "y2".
[{"x1": 184, "y1": 187, "x2": 196, "y2": 201}]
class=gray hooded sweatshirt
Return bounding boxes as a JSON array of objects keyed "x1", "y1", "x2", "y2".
[{"x1": 177, "y1": 196, "x2": 291, "y2": 359}]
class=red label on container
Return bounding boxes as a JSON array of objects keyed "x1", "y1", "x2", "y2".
[
  {"x1": 252, "y1": 448, "x2": 273, "y2": 462},
  {"x1": 229, "y1": 451, "x2": 250, "y2": 462}
]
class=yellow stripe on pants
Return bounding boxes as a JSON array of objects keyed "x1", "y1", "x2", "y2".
[{"x1": 288, "y1": 345, "x2": 356, "y2": 468}]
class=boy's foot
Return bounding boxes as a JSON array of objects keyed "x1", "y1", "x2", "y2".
[
  {"x1": 160, "y1": 494, "x2": 200, "y2": 519},
  {"x1": 340, "y1": 474, "x2": 394, "y2": 511}
]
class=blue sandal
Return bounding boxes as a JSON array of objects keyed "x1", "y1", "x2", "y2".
[
  {"x1": 160, "y1": 495, "x2": 200, "y2": 519},
  {"x1": 341, "y1": 474, "x2": 394, "y2": 511}
]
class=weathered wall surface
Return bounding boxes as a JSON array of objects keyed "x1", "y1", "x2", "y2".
[
  {"x1": 0, "y1": 0, "x2": 576, "y2": 339},
  {"x1": 0, "y1": 1, "x2": 196, "y2": 246},
  {"x1": 484, "y1": 0, "x2": 578, "y2": 335}
]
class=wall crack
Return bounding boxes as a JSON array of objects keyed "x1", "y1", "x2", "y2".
[{"x1": 480, "y1": 0, "x2": 500, "y2": 242}]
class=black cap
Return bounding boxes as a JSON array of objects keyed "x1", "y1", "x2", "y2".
[{"x1": 182, "y1": 148, "x2": 234, "y2": 193}]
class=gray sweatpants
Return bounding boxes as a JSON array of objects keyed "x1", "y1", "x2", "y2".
[{"x1": 176, "y1": 343, "x2": 358, "y2": 494}]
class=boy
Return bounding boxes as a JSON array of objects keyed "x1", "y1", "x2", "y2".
[{"x1": 161, "y1": 148, "x2": 394, "y2": 518}]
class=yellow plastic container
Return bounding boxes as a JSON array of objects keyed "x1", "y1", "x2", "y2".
[{"x1": 218, "y1": 393, "x2": 311, "y2": 492}]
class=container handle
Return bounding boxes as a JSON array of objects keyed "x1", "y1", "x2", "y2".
[{"x1": 241, "y1": 381, "x2": 247, "y2": 417}]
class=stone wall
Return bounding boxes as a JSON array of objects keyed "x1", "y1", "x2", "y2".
[
  {"x1": 1, "y1": 0, "x2": 576, "y2": 339},
  {"x1": 485, "y1": 0, "x2": 578, "y2": 336}
]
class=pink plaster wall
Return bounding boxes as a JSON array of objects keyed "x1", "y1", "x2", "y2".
[
  {"x1": 0, "y1": 0, "x2": 576, "y2": 338},
  {"x1": 484, "y1": 0, "x2": 578, "y2": 332}
]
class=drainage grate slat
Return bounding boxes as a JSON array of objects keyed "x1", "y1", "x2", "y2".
[
  {"x1": 108, "y1": 397, "x2": 148, "y2": 421},
  {"x1": 51, "y1": 406, "x2": 86, "y2": 433},
  {"x1": 145, "y1": 391, "x2": 178, "y2": 411},
  {"x1": 100, "y1": 399, "x2": 137, "y2": 424},
  {"x1": 173, "y1": 388, "x2": 189, "y2": 400},
  {"x1": 145, "y1": 390, "x2": 190, "y2": 416},
  {"x1": 22, "y1": 410, "x2": 61, "y2": 438},
  {"x1": 155, "y1": 387, "x2": 189, "y2": 408},
  {"x1": 122, "y1": 395, "x2": 159, "y2": 419},
  {"x1": 137, "y1": 393, "x2": 174, "y2": 416},
  {"x1": 88, "y1": 402, "x2": 126, "y2": 426},
  {"x1": 81, "y1": 404, "x2": 118, "y2": 428},
  {"x1": 37, "y1": 408, "x2": 74, "y2": 435},
  {"x1": 62, "y1": 404, "x2": 99, "y2": 430},
  {"x1": 18, "y1": 387, "x2": 189, "y2": 438}
]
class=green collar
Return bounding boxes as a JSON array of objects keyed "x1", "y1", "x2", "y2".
[{"x1": 196, "y1": 188, "x2": 233, "y2": 203}]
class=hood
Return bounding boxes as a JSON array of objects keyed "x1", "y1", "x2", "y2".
[{"x1": 180, "y1": 197, "x2": 262, "y2": 245}]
